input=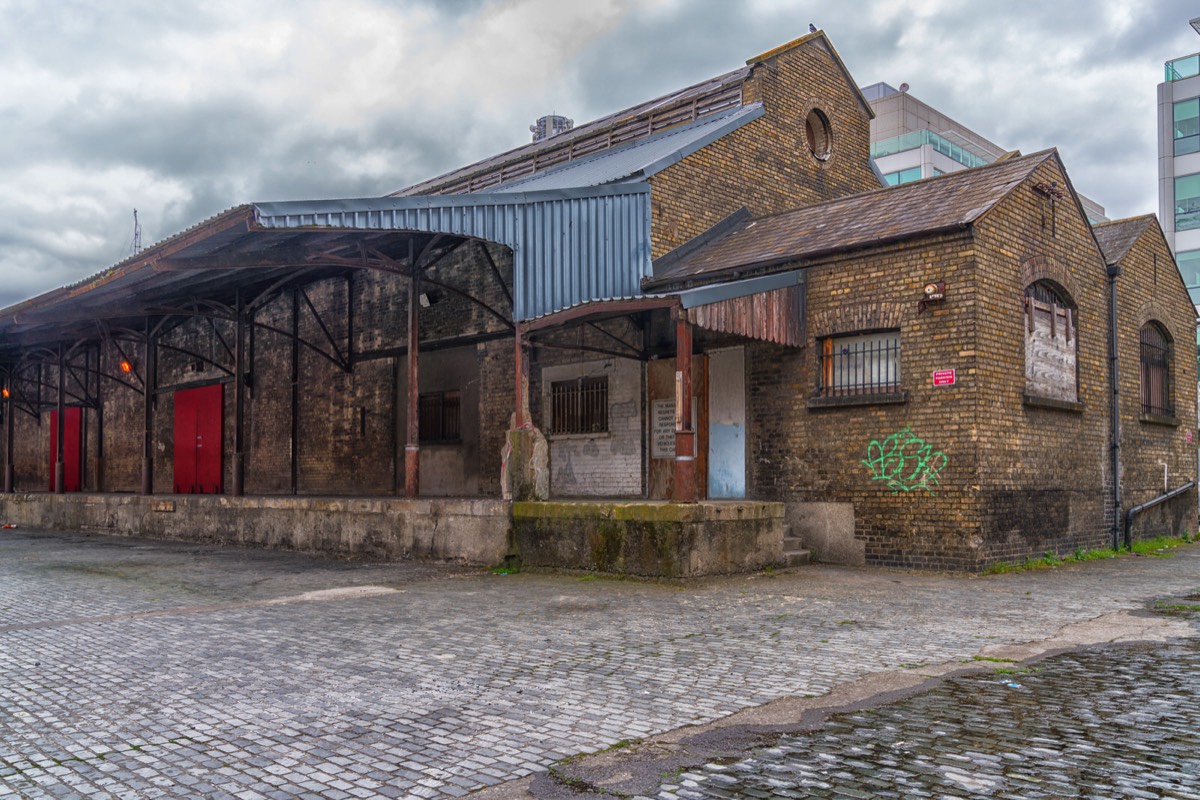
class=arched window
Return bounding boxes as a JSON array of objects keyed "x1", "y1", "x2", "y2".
[
  {"x1": 1140, "y1": 322, "x2": 1173, "y2": 417},
  {"x1": 1023, "y1": 280, "x2": 1077, "y2": 403}
]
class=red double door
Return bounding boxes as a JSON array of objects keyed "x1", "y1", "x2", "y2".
[
  {"x1": 174, "y1": 384, "x2": 224, "y2": 494},
  {"x1": 48, "y1": 407, "x2": 83, "y2": 492}
]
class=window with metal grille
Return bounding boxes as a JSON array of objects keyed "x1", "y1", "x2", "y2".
[
  {"x1": 419, "y1": 391, "x2": 461, "y2": 443},
  {"x1": 1140, "y1": 323, "x2": 1173, "y2": 417},
  {"x1": 550, "y1": 376, "x2": 608, "y2": 434},
  {"x1": 819, "y1": 331, "x2": 901, "y2": 397}
]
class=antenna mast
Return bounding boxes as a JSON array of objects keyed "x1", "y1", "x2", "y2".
[{"x1": 130, "y1": 209, "x2": 142, "y2": 255}]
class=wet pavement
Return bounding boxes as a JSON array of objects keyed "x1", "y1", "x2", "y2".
[
  {"x1": 654, "y1": 637, "x2": 1200, "y2": 799},
  {"x1": 1, "y1": 528, "x2": 1198, "y2": 799}
]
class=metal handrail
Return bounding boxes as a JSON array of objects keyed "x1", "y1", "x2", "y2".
[{"x1": 1121, "y1": 481, "x2": 1196, "y2": 550}]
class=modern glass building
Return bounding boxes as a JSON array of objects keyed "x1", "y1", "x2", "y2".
[{"x1": 1157, "y1": 17, "x2": 1200, "y2": 349}]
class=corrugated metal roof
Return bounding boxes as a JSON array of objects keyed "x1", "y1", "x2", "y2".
[
  {"x1": 482, "y1": 105, "x2": 764, "y2": 194},
  {"x1": 252, "y1": 185, "x2": 653, "y2": 322}
]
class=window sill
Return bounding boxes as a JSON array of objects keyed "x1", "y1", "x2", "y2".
[
  {"x1": 807, "y1": 391, "x2": 908, "y2": 409},
  {"x1": 1139, "y1": 413, "x2": 1180, "y2": 427},
  {"x1": 1023, "y1": 394, "x2": 1084, "y2": 413},
  {"x1": 548, "y1": 431, "x2": 612, "y2": 441}
]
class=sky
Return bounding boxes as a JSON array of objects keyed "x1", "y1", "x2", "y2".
[{"x1": 1, "y1": 0, "x2": 1197, "y2": 309}]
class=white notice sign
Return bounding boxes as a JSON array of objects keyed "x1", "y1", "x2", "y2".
[
  {"x1": 652, "y1": 399, "x2": 675, "y2": 459},
  {"x1": 651, "y1": 398, "x2": 697, "y2": 459}
]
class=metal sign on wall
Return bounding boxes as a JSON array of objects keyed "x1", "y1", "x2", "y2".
[{"x1": 932, "y1": 369, "x2": 956, "y2": 386}]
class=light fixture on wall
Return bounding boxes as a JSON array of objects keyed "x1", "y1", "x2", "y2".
[
  {"x1": 119, "y1": 359, "x2": 136, "y2": 375},
  {"x1": 1, "y1": 387, "x2": 9, "y2": 399},
  {"x1": 918, "y1": 281, "x2": 946, "y2": 314}
]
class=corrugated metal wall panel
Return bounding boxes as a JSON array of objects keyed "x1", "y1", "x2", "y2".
[{"x1": 253, "y1": 187, "x2": 652, "y2": 322}]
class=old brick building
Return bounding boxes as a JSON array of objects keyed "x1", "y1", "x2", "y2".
[{"x1": 0, "y1": 31, "x2": 1194, "y2": 572}]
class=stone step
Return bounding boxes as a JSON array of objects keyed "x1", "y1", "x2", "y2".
[{"x1": 782, "y1": 548, "x2": 811, "y2": 568}]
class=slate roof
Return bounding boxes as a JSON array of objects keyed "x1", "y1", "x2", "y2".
[
  {"x1": 646, "y1": 150, "x2": 1059, "y2": 289},
  {"x1": 1092, "y1": 215, "x2": 1156, "y2": 265}
]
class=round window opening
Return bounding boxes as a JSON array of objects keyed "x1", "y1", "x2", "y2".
[{"x1": 805, "y1": 108, "x2": 832, "y2": 161}]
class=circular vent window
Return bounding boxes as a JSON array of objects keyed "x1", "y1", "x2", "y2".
[{"x1": 805, "y1": 108, "x2": 832, "y2": 161}]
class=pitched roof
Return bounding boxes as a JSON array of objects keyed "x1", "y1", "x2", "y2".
[
  {"x1": 483, "y1": 104, "x2": 764, "y2": 193},
  {"x1": 393, "y1": 30, "x2": 867, "y2": 198},
  {"x1": 1092, "y1": 215, "x2": 1156, "y2": 265},
  {"x1": 393, "y1": 64, "x2": 751, "y2": 197},
  {"x1": 647, "y1": 150, "x2": 1058, "y2": 289}
]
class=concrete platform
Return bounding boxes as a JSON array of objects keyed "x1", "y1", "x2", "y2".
[{"x1": 0, "y1": 493, "x2": 787, "y2": 576}]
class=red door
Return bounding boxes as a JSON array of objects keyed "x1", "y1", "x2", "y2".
[
  {"x1": 48, "y1": 407, "x2": 83, "y2": 492},
  {"x1": 174, "y1": 384, "x2": 224, "y2": 494}
]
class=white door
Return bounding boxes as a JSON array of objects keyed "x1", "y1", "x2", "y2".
[{"x1": 707, "y1": 347, "x2": 745, "y2": 498}]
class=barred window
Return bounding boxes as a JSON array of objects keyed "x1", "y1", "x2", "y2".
[
  {"x1": 1140, "y1": 323, "x2": 1173, "y2": 417},
  {"x1": 550, "y1": 376, "x2": 608, "y2": 435},
  {"x1": 819, "y1": 331, "x2": 901, "y2": 396},
  {"x1": 419, "y1": 391, "x2": 461, "y2": 443}
]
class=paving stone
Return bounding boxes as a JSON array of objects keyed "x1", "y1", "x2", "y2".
[{"x1": 2, "y1": 530, "x2": 1200, "y2": 799}]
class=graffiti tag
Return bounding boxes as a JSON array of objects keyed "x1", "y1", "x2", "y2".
[{"x1": 862, "y1": 426, "x2": 947, "y2": 495}]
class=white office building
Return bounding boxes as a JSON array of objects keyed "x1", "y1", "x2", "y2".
[
  {"x1": 1158, "y1": 17, "x2": 1200, "y2": 305},
  {"x1": 864, "y1": 81, "x2": 1108, "y2": 224}
]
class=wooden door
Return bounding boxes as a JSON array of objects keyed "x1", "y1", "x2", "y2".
[{"x1": 647, "y1": 357, "x2": 707, "y2": 500}]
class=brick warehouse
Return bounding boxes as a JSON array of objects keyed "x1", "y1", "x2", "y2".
[{"x1": 0, "y1": 31, "x2": 1194, "y2": 573}]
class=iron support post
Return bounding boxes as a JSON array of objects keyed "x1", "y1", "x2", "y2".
[{"x1": 672, "y1": 309, "x2": 697, "y2": 503}]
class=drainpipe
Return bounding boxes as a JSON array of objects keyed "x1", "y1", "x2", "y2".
[
  {"x1": 1107, "y1": 264, "x2": 1122, "y2": 550},
  {"x1": 1124, "y1": 481, "x2": 1195, "y2": 550}
]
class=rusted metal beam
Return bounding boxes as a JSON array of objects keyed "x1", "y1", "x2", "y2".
[
  {"x1": 520, "y1": 297, "x2": 677, "y2": 333},
  {"x1": 672, "y1": 310, "x2": 696, "y2": 503},
  {"x1": 515, "y1": 324, "x2": 530, "y2": 427}
]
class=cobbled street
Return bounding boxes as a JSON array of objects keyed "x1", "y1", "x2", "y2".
[{"x1": 1, "y1": 529, "x2": 1198, "y2": 799}]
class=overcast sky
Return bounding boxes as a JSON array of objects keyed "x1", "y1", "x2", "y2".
[{"x1": 1, "y1": 0, "x2": 1197, "y2": 308}]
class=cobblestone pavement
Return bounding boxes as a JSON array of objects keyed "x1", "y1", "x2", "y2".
[
  {"x1": 656, "y1": 636, "x2": 1200, "y2": 799},
  {"x1": 1, "y1": 529, "x2": 1199, "y2": 799}
]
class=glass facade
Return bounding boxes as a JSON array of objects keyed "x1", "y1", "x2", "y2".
[
  {"x1": 1178, "y1": 249, "x2": 1200, "y2": 305},
  {"x1": 883, "y1": 167, "x2": 922, "y2": 186},
  {"x1": 871, "y1": 130, "x2": 993, "y2": 169},
  {"x1": 1175, "y1": 98, "x2": 1200, "y2": 156},
  {"x1": 1175, "y1": 174, "x2": 1200, "y2": 232},
  {"x1": 1166, "y1": 53, "x2": 1200, "y2": 82}
]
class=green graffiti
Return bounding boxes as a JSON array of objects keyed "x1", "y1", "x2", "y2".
[{"x1": 862, "y1": 425, "x2": 947, "y2": 495}]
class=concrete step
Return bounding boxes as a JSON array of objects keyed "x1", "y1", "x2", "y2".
[{"x1": 782, "y1": 548, "x2": 811, "y2": 568}]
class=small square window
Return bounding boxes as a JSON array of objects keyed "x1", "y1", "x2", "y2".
[
  {"x1": 819, "y1": 331, "x2": 901, "y2": 397},
  {"x1": 419, "y1": 391, "x2": 461, "y2": 443},
  {"x1": 550, "y1": 376, "x2": 608, "y2": 435}
]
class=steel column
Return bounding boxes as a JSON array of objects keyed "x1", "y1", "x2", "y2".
[
  {"x1": 4, "y1": 373, "x2": 13, "y2": 493},
  {"x1": 514, "y1": 325, "x2": 530, "y2": 427},
  {"x1": 55, "y1": 345, "x2": 65, "y2": 494},
  {"x1": 405, "y1": 248, "x2": 420, "y2": 497},
  {"x1": 140, "y1": 323, "x2": 156, "y2": 495},
  {"x1": 233, "y1": 290, "x2": 245, "y2": 497},
  {"x1": 672, "y1": 310, "x2": 697, "y2": 503},
  {"x1": 94, "y1": 346, "x2": 104, "y2": 491},
  {"x1": 290, "y1": 289, "x2": 300, "y2": 495}
]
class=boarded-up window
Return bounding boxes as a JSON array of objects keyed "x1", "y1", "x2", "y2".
[
  {"x1": 1140, "y1": 322, "x2": 1173, "y2": 417},
  {"x1": 419, "y1": 391, "x2": 461, "y2": 443},
  {"x1": 550, "y1": 376, "x2": 608, "y2": 435},
  {"x1": 1024, "y1": 281, "x2": 1077, "y2": 402},
  {"x1": 819, "y1": 331, "x2": 901, "y2": 396}
]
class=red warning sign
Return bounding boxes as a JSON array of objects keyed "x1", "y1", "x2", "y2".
[{"x1": 932, "y1": 369, "x2": 956, "y2": 386}]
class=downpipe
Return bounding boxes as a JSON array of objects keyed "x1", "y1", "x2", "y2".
[{"x1": 1122, "y1": 481, "x2": 1195, "y2": 550}]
